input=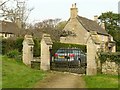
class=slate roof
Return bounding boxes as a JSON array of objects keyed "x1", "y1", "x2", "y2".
[
  {"x1": 76, "y1": 15, "x2": 108, "y2": 35},
  {"x1": 0, "y1": 21, "x2": 20, "y2": 35}
]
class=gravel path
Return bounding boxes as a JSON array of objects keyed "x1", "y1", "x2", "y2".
[{"x1": 34, "y1": 71, "x2": 86, "y2": 88}]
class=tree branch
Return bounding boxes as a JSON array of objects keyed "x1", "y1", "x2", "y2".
[{"x1": 0, "y1": 0, "x2": 10, "y2": 7}]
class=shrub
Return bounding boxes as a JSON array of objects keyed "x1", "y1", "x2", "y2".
[
  {"x1": 6, "y1": 49, "x2": 21, "y2": 60},
  {"x1": 14, "y1": 38, "x2": 24, "y2": 52},
  {"x1": 2, "y1": 38, "x2": 23, "y2": 55},
  {"x1": 33, "y1": 38, "x2": 41, "y2": 57},
  {"x1": 116, "y1": 41, "x2": 120, "y2": 52},
  {"x1": 2, "y1": 38, "x2": 16, "y2": 55}
]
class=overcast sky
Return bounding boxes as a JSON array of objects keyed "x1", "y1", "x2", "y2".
[
  {"x1": 27, "y1": 0, "x2": 119, "y2": 23},
  {"x1": 1, "y1": 0, "x2": 120, "y2": 23}
]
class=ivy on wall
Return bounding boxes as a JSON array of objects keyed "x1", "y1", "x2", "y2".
[{"x1": 98, "y1": 52, "x2": 120, "y2": 64}]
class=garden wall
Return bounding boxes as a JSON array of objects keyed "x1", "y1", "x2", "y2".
[
  {"x1": 102, "y1": 61, "x2": 118, "y2": 75},
  {"x1": 98, "y1": 52, "x2": 120, "y2": 75}
]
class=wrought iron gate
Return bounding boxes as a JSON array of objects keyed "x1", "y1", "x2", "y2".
[{"x1": 50, "y1": 48, "x2": 87, "y2": 74}]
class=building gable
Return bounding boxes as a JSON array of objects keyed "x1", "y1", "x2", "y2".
[
  {"x1": 76, "y1": 16, "x2": 108, "y2": 35},
  {"x1": 60, "y1": 3, "x2": 110, "y2": 45},
  {"x1": 62, "y1": 17, "x2": 89, "y2": 44}
]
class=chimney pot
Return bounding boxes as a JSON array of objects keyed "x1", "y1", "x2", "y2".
[
  {"x1": 70, "y1": 3, "x2": 78, "y2": 18},
  {"x1": 94, "y1": 15, "x2": 98, "y2": 22},
  {"x1": 101, "y1": 22, "x2": 105, "y2": 29}
]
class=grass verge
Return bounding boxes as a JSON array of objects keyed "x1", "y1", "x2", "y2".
[
  {"x1": 2, "y1": 56, "x2": 46, "y2": 88},
  {"x1": 83, "y1": 74, "x2": 118, "y2": 88}
]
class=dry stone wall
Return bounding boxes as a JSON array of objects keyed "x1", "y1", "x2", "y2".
[{"x1": 102, "y1": 61, "x2": 118, "y2": 75}]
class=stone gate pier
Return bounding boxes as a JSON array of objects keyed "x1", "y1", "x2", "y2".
[
  {"x1": 40, "y1": 34, "x2": 53, "y2": 71},
  {"x1": 22, "y1": 35, "x2": 34, "y2": 66}
]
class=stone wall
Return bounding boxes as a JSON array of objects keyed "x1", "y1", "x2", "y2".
[
  {"x1": 60, "y1": 18, "x2": 89, "y2": 45},
  {"x1": 102, "y1": 61, "x2": 118, "y2": 75}
]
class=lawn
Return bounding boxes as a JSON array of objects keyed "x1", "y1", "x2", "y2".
[
  {"x1": 2, "y1": 55, "x2": 119, "y2": 88},
  {"x1": 83, "y1": 74, "x2": 119, "y2": 88},
  {"x1": 2, "y1": 56, "x2": 46, "y2": 88}
]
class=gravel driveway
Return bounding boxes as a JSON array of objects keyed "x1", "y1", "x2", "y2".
[{"x1": 34, "y1": 71, "x2": 86, "y2": 88}]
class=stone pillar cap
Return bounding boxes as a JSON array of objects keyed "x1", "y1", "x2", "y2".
[
  {"x1": 42, "y1": 34, "x2": 53, "y2": 45},
  {"x1": 23, "y1": 34, "x2": 34, "y2": 45},
  {"x1": 24, "y1": 34, "x2": 33, "y2": 39},
  {"x1": 42, "y1": 34, "x2": 51, "y2": 37}
]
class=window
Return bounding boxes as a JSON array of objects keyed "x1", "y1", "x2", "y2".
[{"x1": 5, "y1": 33, "x2": 7, "y2": 37}]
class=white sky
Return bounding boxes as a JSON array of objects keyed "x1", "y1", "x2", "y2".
[
  {"x1": 1, "y1": 0, "x2": 120, "y2": 23},
  {"x1": 27, "y1": 0, "x2": 119, "y2": 23}
]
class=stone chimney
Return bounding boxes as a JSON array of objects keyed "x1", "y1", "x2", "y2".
[
  {"x1": 94, "y1": 15, "x2": 98, "y2": 23},
  {"x1": 101, "y1": 22, "x2": 105, "y2": 29},
  {"x1": 16, "y1": 17, "x2": 22, "y2": 29},
  {"x1": 70, "y1": 3, "x2": 78, "y2": 18}
]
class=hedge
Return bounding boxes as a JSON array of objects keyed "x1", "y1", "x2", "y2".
[
  {"x1": 51, "y1": 42, "x2": 86, "y2": 56},
  {"x1": 1, "y1": 38, "x2": 41, "y2": 57},
  {"x1": 33, "y1": 38, "x2": 41, "y2": 57},
  {"x1": 2, "y1": 38, "x2": 17, "y2": 55},
  {"x1": 2, "y1": 38, "x2": 86, "y2": 57},
  {"x1": 14, "y1": 38, "x2": 24, "y2": 52},
  {"x1": 116, "y1": 41, "x2": 120, "y2": 52}
]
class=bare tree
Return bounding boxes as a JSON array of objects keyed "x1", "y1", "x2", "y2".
[
  {"x1": 0, "y1": 0, "x2": 10, "y2": 7},
  {"x1": 34, "y1": 18, "x2": 61, "y2": 29},
  {"x1": 0, "y1": 0, "x2": 34, "y2": 29}
]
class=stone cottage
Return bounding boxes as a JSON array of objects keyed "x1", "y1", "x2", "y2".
[
  {"x1": 0, "y1": 20, "x2": 20, "y2": 39},
  {"x1": 60, "y1": 3, "x2": 116, "y2": 75},
  {"x1": 60, "y1": 3, "x2": 116, "y2": 52}
]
